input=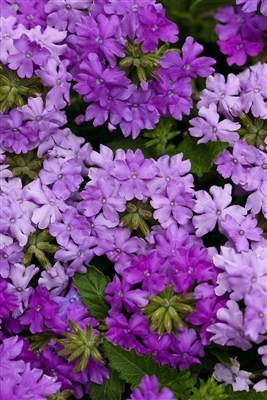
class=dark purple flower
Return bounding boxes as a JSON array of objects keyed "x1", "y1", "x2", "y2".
[
  {"x1": 106, "y1": 313, "x2": 150, "y2": 351},
  {"x1": 7, "y1": 34, "x2": 50, "y2": 78},
  {"x1": 105, "y1": 275, "x2": 148, "y2": 313},
  {"x1": 143, "y1": 332, "x2": 173, "y2": 366},
  {"x1": 15, "y1": 0, "x2": 47, "y2": 29},
  {"x1": 126, "y1": 374, "x2": 176, "y2": 400},
  {"x1": 170, "y1": 328, "x2": 204, "y2": 370},
  {"x1": 0, "y1": 278, "x2": 18, "y2": 319}
]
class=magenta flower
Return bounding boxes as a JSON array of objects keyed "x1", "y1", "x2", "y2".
[
  {"x1": 143, "y1": 333, "x2": 173, "y2": 366},
  {"x1": 135, "y1": 5, "x2": 178, "y2": 52},
  {"x1": 7, "y1": 34, "x2": 50, "y2": 78},
  {"x1": 0, "y1": 278, "x2": 18, "y2": 319}
]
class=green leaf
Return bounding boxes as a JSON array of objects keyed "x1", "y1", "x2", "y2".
[
  {"x1": 106, "y1": 138, "x2": 153, "y2": 158},
  {"x1": 225, "y1": 386, "x2": 267, "y2": 399},
  {"x1": 103, "y1": 339, "x2": 196, "y2": 399},
  {"x1": 209, "y1": 346, "x2": 232, "y2": 367},
  {"x1": 74, "y1": 265, "x2": 110, "y2": 324},
  {"x1": 89, "y1": 367, "x2": 125, "y2": 400},
  {"x1": 190, "y1": 378, "x2": 228, "y2": 400},
  {"x1": 175, "y1": 138, "x2": 228, "y2": 177}
]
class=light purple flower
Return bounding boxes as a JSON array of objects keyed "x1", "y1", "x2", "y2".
[
  {"x1": 189, "y1": 103, "x2": 240, "y2": 145},
  {"x1": 213, "y1": 358, "x2": 253, "y2": 391},
  {"x1": 244, "y1": 289, "x2": 267, "y2": 341},
  {"x1": 192, "y1": 184, "x2": 247, "y2": 236},
  {"x1": 236, "y1": 0, "x2": 267, "y2": 16}
]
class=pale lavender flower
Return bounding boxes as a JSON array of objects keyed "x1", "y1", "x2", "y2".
[
  {"x1": 192, "y1": 184, "x2": 247, "y2": 236},
  {"x1": 207, "y1": 300, "x2": 252, "y2": 350},
  {"x1": 0, "y1": 336, "x2": 25, "y2": 384},
  {"x1": 0, "y1": 16, "x2": 25, "y2": 64},
  {"x1": 244, "y1": 289, "x2": 267, "y2": 341},
  {"x1": 189, "y1": 103, "x2": 240, "y2": 145},
  {"x1": 213, "y1": 358, "x2": 253, "y2": 391},
  {"x1": 0, "y1": 242, "x2": 23, "y2": 279},
  {"x1": 236, "y1": 0, "x2": 267, "y2": 16},
  {"x1": 39, "y1": 262, "x2": 69, "y2": 296}
]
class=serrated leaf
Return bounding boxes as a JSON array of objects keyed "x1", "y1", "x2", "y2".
[
  {"x1": 89, "y1": 367, "x2": 125, "y2": 400},
  {"x1": 74, "y1": 265, "x2": 110, "y2": 324},
  {"x1": 106, "y1": 138, "x2": 153, "y2": 158},
  {"x1": 176, "y1": 138, "x2": 228, "y2": 177},
  {"x1": 225, "y1": 386, "x2": 267, "y2": 399},
  {"x1": 103, "y1": 339, "x2": 196, "y2": 399}
]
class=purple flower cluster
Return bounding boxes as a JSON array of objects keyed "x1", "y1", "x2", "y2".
[
  {"x1": 215, "y1": 5, "x2": 267, "y2": 66},
  {"x1": 236, "y1": 0, "x2": 267, "y2": 16}
]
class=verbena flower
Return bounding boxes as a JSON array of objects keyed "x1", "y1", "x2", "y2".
[{"x1": 126, "y1": 374, "x2": 176, "y2": 400}]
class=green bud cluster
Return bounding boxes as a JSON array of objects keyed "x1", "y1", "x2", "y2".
[
  {"x1": 28, "y1": 331, "x2": 59, "y2": 352},
  {"x1": 0, "y1": 63, "x2": 44, "y2": 113},
  {"x1": 6, "y1": 149, "x2": 45, "y2": 185},
  {"x1": 119, "y1": 198, "x2": 158, "y2": 237},
  {"x1": 22, "y1": 229, "x2": 58, "y2": 269},
  {"x1": 119, "y1": 41, "x2": 169, "y2": 86},
  {"x1": 238, "y1": 113, "x2": 267, "y2": 149},
  {"x1": 57, "y1": 320, "x2": 105, "y2": 374},
  {"x1": 47, "y1": 390, "x2": 74, "y2": 400},
  {"x1": 142, "y1": 283, "x2": 195, "y2": 335},
  {"x1": 144, "y1": 117, "x2": 180, "y2": 156}
]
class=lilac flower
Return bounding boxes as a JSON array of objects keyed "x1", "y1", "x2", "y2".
[
  {"x1": 24, "y1": 179, "x2": 68, "y2": 229},
  {"x1": 0, "y1": 242, "x2": 23, "y2": 279},
  {"x1": 55, "y1": 237, "x2": 96, "y2": 276},
  {"x1": 106, "y1": 313, "x2": 150, "y2": 351},
  {"x1": 79, "y1": 177, "x2": 126, "y2": 222},
  {"x1": 110, "y1": 149, "x2": 158, "y2": 201},
  {"x1": 0, "y1": 109, "x2": 38, "y2": 154},
  {"x1": 192, "y1": 184, "x2": 247, "y2": 236},
  {"x1": 119, "y1": 87, "x2": 160, "y2": 139},
  {"x1": 197, "y1": 73, "x2": 241, "y2": 119},
  {"x1": 170, "y1": 245, "x2": 215, "y2": 296},
  {"x1": 19, "y1": 285, "x2": 58, "y2": 334},
  {"x1": 21, "y1": 96, "x2": 67, "y2": 140},
  {"x1": 236, "y1": 0, "x2": 267, "y2": 16},
  {"x1": 75, "y1": 14, "x2": 125, "y2": 67},
  {"x1": 0, "y1": 278, "x2": 18, "y2": 320},
  {"x1": 170, "y1": 328, "x2": 204, "y2": 370},
  {"x1": 11, "y1": 362, "x2": 61, "y2": 399},
  {"x1": 52, "y1": 284, "x2": 83, "y2": 317},
  {"x1": 45, "y1": 0, "x2": 92, "y2": 33},
  {"x1": 213, "y1": 358, "x2": 253, "y2": 391},
  {"x1": 49, "y1": 208, "x2": 89, "y2": 247},
  {"x1": 151, "y1": 180, "x2": 195, "y2": 228},
  {"x1": 217, "y1": 34, "x2": 264, "y2": 66},
  {"x1": 105, "y1": 275, "x2": 148, "y2": 313},
  {"x1": 238, "y1": 63, "x2": 267, "y2": 119},
  {"x1": 39, "y1": 262, "x2": 69, "y2": 296},
  {"x1": 149, "y1": 75, "x2": 192, "y2": 121},
  {"x1": 0, "y1": 198, "x2": 35, "y2": 246},
  {"x1": 0, "y1": 16, "x2": 25, "y2": 64},
  {"x1": 135, "y1": 5, "x2": 178, "y2": 52},
  {"x1": 207, "y1": 300, "x2": 252, "y2": 350},
  {"x1": 214, "y1": 140, "x2": 251, "y2": 185},
  {"x1": 189, "y1": 103, "x2": 240, "y2": 145},
  {"x1": 0, "y1": 336, "x2": 25, "y2": 383},
  {"x1": 36, "y1": 59, "x2": 72, "y2": 110},
  {"x1": 244, "y1": 289, "x2": 267, "y2": 341},
  {"x1": 123, "y1": 252, "x2": 168, "y2": 295},
  {"x1": 126, "y1": 374, "x2": 176, "y2": 400},
  {"x1": 221, "y1": 214, "x2": 263, "y2": 252},
  {"x1": 7, "y1": 34, "x2": 50, "y2": 78},
  {"x1": 7, "y1": 263, "x2": 39, "y2": 318},
  {"x1": 159, "y1": 37, "x2": 216, "y2": 79},
  {"x1": 39, "y1": 158, "x2": 83, "y2": 200},
  {"x1": 149, "y1": 153, "x2": 192, "y2": 195}
]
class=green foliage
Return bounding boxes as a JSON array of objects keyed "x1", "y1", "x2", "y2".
[
  {"x1": 209, "y1": 346, "x2": 233, "y2": 367},
  {"x1": 190, "y1": 378, "x2": 228, "y2": 400},
  {"x1": 74, "y1": 266, "x2": 110, "y2": 324},
  {"x1": 176, "y1": 137, "x2": 228, "y2": 177},
  {"x1": 106, "y1": 137, "x2": 153, "y2": 158},
  {"x1": 190, "y1": 0, "x2": 235, "y2": 12},
  {"x1": 103, "y1": 339, "x2": 196, "y2": 399},
  {"x1": 225, "y1": 386, "x2": 267, "y2": 399},
  {"x1": 89, "y1": 367, "x2": 125, "y2": 400}
]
